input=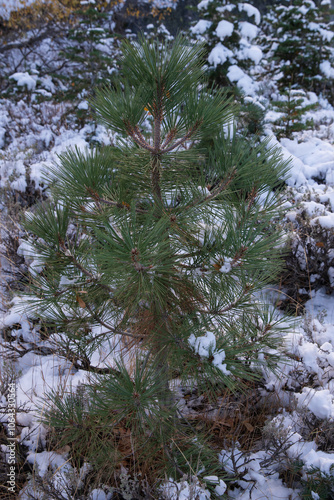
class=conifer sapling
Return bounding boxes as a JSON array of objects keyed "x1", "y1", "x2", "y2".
[
  {"x1": 22, "y1": 36, "x2": 290, "y2": 486},
  {"x1": 271, "y1": 88, "x2": 317, "y2": 140}
]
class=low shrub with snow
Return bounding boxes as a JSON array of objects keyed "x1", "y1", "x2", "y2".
[{"x1": 261, "y1": 0, "x2": 334, "y2": 98}]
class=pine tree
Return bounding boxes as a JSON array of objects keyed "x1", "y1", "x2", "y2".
[
  {"x1": 56, "y1": 2, "x2": 117, "y2": 123},
  {"x1": 189, "y1": 0, "x2": 265, "y2": 134},
  {"x1": 190, "y1": 0, "x2": 262, "y2": 87},
  {"x1": 262, "y1": 0, "x2": 334, "y2": 96},
  {"x1": 271, "y1": 88, "x2": 317, "y2": 140},
  {"x1": 22, "y1": 36, "x2": 290, "y2": 488}
]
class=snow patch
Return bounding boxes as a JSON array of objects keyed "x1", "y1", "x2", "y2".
[
  {"x1": 296, "y1": 387, "x2": 334, "y2": 419},
  {"x1": 10, "y1": 72, "x2": 37, "y2": 91},
  {"x1": 190, "y1": 19, "x2": 212, "y2": 35},
  {"x1": 208, "y1": 43, "x2": 234, "y2": 67},
  {"x1": 215, "y1": 20, "x2": 234, "y2": 40}
]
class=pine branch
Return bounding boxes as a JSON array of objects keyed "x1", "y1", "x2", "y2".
[
  {"x1": 246, "y1": 187, "x2": 258, "y2": 211},
  {"x1": 151, "y1": 155, "x2": 163, "y2": 208},
  {"x1": 97, "y1": 196, "x2": 147, "y2": 215},
  {"x1": 153, "y1": 109, "x2": 162, "y2": 154},
  {"x1": 73, "y1": 359, "x2": 122, "y2": 375},
  {"x1": 125, "y1": 122, "x2": 154, "y2": 152},
  {"x1": 131, "y1": 247, "x2": 153, "y2": 273},
  {"x1": 164, "y1": 445, "x2": 186, "y2": 477},
  {"x1": 186, "y1": 168, "x2": 237, "y2": 210},
  {"x1": 96, "y1": 198, "x2": 129, "y2": 210},
  {"x1": 231, "y1": 246, "x2": 248, "y2": 268},
  {"x1": 85, "y1": 304, "x2": 142, "y2": 340},
  {"x1": 161, "y1": 128, "x2": 178, "y2": 150},
  {"x1": 198, "y1": 285, "x2": 252, "y2": 316},
  {"x1": 62, "y1": 249, "x2": 115, "y2": 294},
  {"x1": 134, "y1": 125, "x2": 155, "y2": 152},
  {"x1": 161, "y1": 121, "x2": 202, "y2": 153}
]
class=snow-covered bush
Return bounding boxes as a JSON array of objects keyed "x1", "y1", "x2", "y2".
[
  {"x1": 281, "y1": 195, "x2": 334, "y2": 311},
  {"x1": 262, "y1": 0, "x2": 334, "y2": 97},
  {"x1": 189, "y1": 0, "x2": 266, "y2": 134},
  {"x1": 190, "y1": 0, "x2": 262, "y2": 88}
]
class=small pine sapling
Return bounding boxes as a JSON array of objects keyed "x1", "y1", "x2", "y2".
[
  {"x1": 271, "y1": 88, "x2": 317, "y2": 140},
  {"x1": 57, "y1": 3, "x2": 117, "y2": 121},
  {"x1": 22, "y1": 36, "x2": 290, "y2": 487}
]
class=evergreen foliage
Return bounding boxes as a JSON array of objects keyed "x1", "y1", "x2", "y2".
[
  {"x1": 190, "y1": 0, "x2": 262, "y2": 86},
  {"x1": 56, "y1": 3, "x2": 117, "y2": 118},
  {"x1": 1, "y1": 1, "x2": 120, "y2": 131},
  {"x1": 22, "y1": 35, "x2": 290, "y2": 486},
  {"x1": 271, "y1": 88, "x2": 318, "y2": 140},
  {"x1": 189, "y1": 1, "x2": 265, "y2": 134},
  {"x1": 262, "y1": 0, "x2": 334, "y2": 96},
  {"x1": 301, "y1": 465, "x2": 334, "y2": 499}
]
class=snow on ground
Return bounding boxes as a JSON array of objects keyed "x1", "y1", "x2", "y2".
[{"x1": 1, "y1": 94, "x2": 333, "y2": 497}]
